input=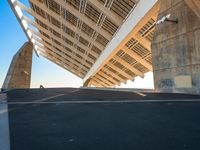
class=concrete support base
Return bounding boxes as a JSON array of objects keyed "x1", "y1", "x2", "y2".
[
  {"x1": 2, "y1": 42, "x2": 33, "y2": 90},
  {"x1": 152, "y1": 0, "x2": 200, "y2": 94}
]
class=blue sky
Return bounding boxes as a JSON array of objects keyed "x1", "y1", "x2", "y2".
[{"x1": 0, "y1": 0, "x2": 154, "y2": 89}]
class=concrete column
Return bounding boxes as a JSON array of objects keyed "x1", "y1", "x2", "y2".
[
  {"x1": 152, "y1": 0, "x2": 200, "y2": 94},
  {"x1": 2, "y1": 42, "x2": 33, "y2": 90},
  {"x1": 184, "y1": 0, "x2": 200, "y2": 19}
]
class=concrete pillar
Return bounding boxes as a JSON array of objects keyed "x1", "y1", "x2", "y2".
[
  {"x1": 152, "y1": 0, "x2": 200, "y2": 94},
  {"x1": 184, "y1": 0, "x2": 200, "y2": 19},
  {"x1": 2, "y1": 42, "x2": 33, "y2": 91}
]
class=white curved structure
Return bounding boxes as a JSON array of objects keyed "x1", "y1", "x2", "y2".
[{"x1": 8, "y1": 0, "x2": 159, "y2": 87}]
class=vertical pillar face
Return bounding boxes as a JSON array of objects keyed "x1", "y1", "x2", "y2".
[
  {"x1": 2, "y1": 42, "x2": 33, "y2": 90},
  {"x1": 152, "y1": 0, "x2": 200, "y2": 94},
  {"x1": 184, "y1": 0, "x2": 200, "y2": 19}
]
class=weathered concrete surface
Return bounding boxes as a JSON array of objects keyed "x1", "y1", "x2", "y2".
[
  {"x1": 152, "y1": 0, "x2": 200, "y2": 94},
  {"x1": 2, "y1": 42, "x2": 33, "y2": 90},
  {"x1": 184, "y1": 0, "x2": 200, "y2": 19}
]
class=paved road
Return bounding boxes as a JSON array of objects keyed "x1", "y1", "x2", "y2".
[{"x1": 1, "y1": 88, "x2": 200, "y2": 150}]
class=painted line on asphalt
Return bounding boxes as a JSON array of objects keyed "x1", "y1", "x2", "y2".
[
  {"x1": 34, "y1": 94, "x2": 66, "y2": 102},
  {"x1": 4, "y1": 99, "x2": 200, "y2": 105},
  {"x1": 0, "y1": 93, "x2": 68, "y2": 104},
  {"x1": 0, "y1": 109, "x2": 9, "y2": 114},
  {"x1": 70, "y1": 89, "x2": 80, "y2": 93},
  {"x1": 0, "y1": 108, "x2": 17, "y2": 114},
  {"x1": 134, "y1": 92, "x2": 146, "y2": 97},
  {"x1": 0, "y1": 93, "x2": 66, "y2": 114}
]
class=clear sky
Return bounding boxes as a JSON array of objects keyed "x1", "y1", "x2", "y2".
[{"x1": 0, "y1": 0, "x2": 154, "y2": 89}]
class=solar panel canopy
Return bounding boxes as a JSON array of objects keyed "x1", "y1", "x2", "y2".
[{"x1": 9, "y1": 0, "x2": 160, "y2": 87}]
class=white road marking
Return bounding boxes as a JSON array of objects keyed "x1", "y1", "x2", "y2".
[
  {"x1": 5, "y1": 99, "x2": 200, "y2": 105},
  {"x1": 134, "y1": 92, "x2": 146, "y2": 97},
  {"x1": 0, "y1": 109, "x2": 8, "y2": 114},
  {"x1": 0, "y1": 108, "x2": 16, "y2": 114},
  {"x1": 34, "y1": 94, "x2": 65, "y2": 102},
  {"x1": 69, "y1": 89, "x2": 79, "y2": 93}
]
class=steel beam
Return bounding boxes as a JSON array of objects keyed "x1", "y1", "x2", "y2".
[
  {"x1": 87, "y1": 0, "x2": 123, "y2": 26},
  {"x1": 83, "y1": 0, "x2": 159, "y2": 83}
]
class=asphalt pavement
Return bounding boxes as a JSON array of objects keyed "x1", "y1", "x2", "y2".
[{"x1": 1, "y1": 88, "x2": 200, "y2": 150}]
